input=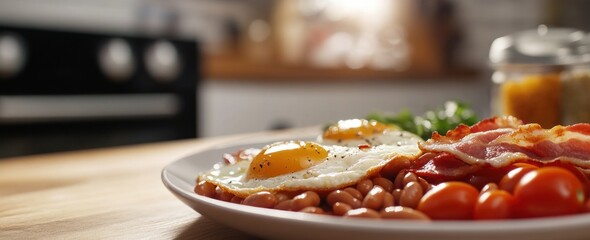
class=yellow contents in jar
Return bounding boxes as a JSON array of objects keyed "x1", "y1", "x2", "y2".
[
  {"x1": 563, "y1": 70, "x2": 590, "y2": 124},
  {"x1": 500, "y1": 73, "x2": 561, "y2": 128}
]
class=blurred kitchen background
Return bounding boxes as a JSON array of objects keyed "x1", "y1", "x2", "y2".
[{"x1": 0, "y1": 0, "x2": 589, "y2": 157}]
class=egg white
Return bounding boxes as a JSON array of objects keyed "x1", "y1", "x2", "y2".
[
  {"x1": 317, "y1": 130, "x2": 424, "y2": 147},
  {"x1": 199, "y1": 144, "x2": 421, "y2": 197}
]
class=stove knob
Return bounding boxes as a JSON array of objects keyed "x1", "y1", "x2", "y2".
[
  {"x1": 0, "y1": 33, "x2": 26, "y2": 79},
  {"x1": 98, "y1": 38, "x2": 135, "y2": 82},
  {"x1": 144, "y1": 40, "x2": 181, "y2": 83}
]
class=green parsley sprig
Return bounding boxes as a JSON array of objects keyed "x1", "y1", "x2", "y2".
[{"x1": 366, "y1": 101, "x2": 478, "y2": 140}]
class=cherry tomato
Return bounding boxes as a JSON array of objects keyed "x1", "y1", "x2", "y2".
[
  {"x1": 513, "y1": 167, "x2": 585, "y2": 218},
  {"x1": 545, "y1": 161, "x2": 590, "y2": 197},
  {"x1": 474, "y1": 189, "x2": 513, "y2": 220},
  {"x1": 584, "y1": 199, "x2": 590, "y2": 213},
  {"x1": 417, "y1": 182, "x2": 479, "y2": 220},
  {"x1": 480, "y1": 183, "x2": 498, "y2": 194},
  {"x1": 512, "y1": 162, "x2": 540, "y2": 169},
  {"x1": 499, "y1": 165, "x2": 537, "y2": 193}
]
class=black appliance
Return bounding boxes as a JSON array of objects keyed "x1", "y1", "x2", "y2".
[{"x1": 0, "y1": 25, "x2": 198, "y2": 158}]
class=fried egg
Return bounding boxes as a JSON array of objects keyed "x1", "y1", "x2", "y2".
[
  {"x1": 199, "y1": 140, "x2": 421, "y2": 197},
  {"x1": 318, "y1": 119, "x2": 423, "y2": 147}
]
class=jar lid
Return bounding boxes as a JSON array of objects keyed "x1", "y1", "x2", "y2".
[
  {"x1": 489, "y1": 25, "x2": 587, "y2": 66},
  {"x1": 578, "y1": 33, "x2": 590, "y2": 64}
]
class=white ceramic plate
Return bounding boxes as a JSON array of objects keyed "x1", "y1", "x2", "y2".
[{"x1": 162, "y1": 135, "x2": 590, "y2": 240}]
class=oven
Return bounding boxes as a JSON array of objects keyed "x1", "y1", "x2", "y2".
[{"x1": 0, "y1": 25, "x2": 199, "y2": 158}]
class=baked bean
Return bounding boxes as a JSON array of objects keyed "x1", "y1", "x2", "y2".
[
  {"x1": 383, "y1": 192, "x2": 395, "y2": 208},
  {"x1": 356, "y1": 179, "x2": 374, "y2": 196},
  {"x1": 402, "y1": 172, "x2": 418, "y2": 187},
  {"x1": 299, "y1": 206, "x2": 325, "y2": 214},
  {"x1": 362, "y1": 186, "x2": 386, "y2": 210},
  {"x1": 399, "y1": 182, "x2": 423, "y2": 209},
  {"x1": 333, "y1": 202, "x2": 352, "y2": 216},
  {"x1": 243, "y1": 191, "x2": 277, "y2": 208},
  {"x1": 274, "y1": 199, "x2": 293, "y2": 211},
  {"x1": 418, "y1": 177, "x2": 432, "y2": 193},
  {"x1": 393, "y1": 170, "x2": 407, "y2": 189},
  {"x1": 292, "y1": 191, "x2": 321, "y2": 211},
  {"x1": 373, "y1": 177, "x2": 394, "y2": 192},
  {"x1": 380, "y1": 206, "x2": 431, "y2": 221},
  {"x1": 327, "y1": 190, "x2": 362, "y2": 208},
  {"x1": 194, "y1": 180, "x2": 216, "y2": 198},
  {"x1": 344, "y1": 208, "x2": 380, "y2": 218},
  {"x1": 230, "y1": 196, "x2": 243, "y2": 204},
  {"x1": 392, "y1": 189, "x2": 402, "y2": 205},
  {"x1": 215, "y1": 187, "x2": 234, "y2": 202},
  {"x1": 275, "y1": 193, "x2": 291, "y2": 203},
  {"x1": 481, "y1": 183, "x2": 498, "y2": 194},
  {"x1": 344, "y1": 187, "x2": 363, "y2": 200},
  {"x1": 380, "y1": 156, "x2": 411, "y2": 179}
]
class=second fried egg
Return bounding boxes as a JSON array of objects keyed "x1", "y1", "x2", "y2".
[{"x1": 318, "y1": 119, "x2": 423, "y2": 147}]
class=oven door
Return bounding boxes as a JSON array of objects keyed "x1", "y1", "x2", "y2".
[
  {"x1": 0, "y1": 94, "x2": 196, "y2": 157},
  {"x1": 0, "y1": 25, "x2": 199, "y2": 158}
]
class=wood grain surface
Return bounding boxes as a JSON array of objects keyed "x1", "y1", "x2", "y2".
[{"x1": 0, "y1": 128, "x2": 316, "y2": 240}]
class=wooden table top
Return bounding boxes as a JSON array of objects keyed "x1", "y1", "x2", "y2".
[{"x1": 0, "y1": 128, "x2": 317, "y2": 240}]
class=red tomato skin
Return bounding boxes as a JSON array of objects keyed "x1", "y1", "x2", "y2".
[
  {"x1": 474, "y1": 190, "x2": 514, "y2": 220},
  {"x1": 417, "y1": 182, "x2": 479, "y2": 220},
  {"x1": 584, "y1": 199, "x2": 590, "y2": 213},
  {"x1": 513, "y1": 167, "x2": 585, "y2": 218},
  {"x1": 545, "y1": 161, "x2": 590, "y2": 197},
  {"x1": 499, "y1": 166, "x2": 537, "y2": 194}
]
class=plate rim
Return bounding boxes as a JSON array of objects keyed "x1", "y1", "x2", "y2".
[{"x1": 161, "y1": 134, "x2": 590, "y2": 238}]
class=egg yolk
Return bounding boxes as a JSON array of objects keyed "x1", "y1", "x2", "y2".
[
  {"x1": 247, "y1": 141, "x2": 328, "y2": 179},
  {"x1": 323, "y1": 119, "x2": 392, "y2": 141}
]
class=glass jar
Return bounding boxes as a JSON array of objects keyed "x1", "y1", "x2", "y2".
[
  {"x1": 562, "y1": 63, "x2": 590, "y2": 124},
  {"x1": 491, "y1": 65, "x2": 563, "y2": 128},
  {"x1": 489, "y1": 26, "x2": 585, "y2": 127}
]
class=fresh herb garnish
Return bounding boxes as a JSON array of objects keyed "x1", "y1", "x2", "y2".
[{"x1": 366, "y1": 101, "x2": 478, "y2": 140}]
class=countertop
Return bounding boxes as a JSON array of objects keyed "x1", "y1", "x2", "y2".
[{"x1": 0, "y1": 128, "x2": 316, "y2": 239}]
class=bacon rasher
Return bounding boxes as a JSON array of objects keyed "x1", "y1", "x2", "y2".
[{"x1": 408, "y1": 116, "x2": 590, "y2": 187}]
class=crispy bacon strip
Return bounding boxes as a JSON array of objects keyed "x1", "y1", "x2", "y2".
[{"x1": 409, "y1": 116, "x2": 590, "y2": 184}]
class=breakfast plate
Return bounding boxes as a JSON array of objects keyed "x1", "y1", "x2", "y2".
[{"x1": 162, "y1": 134, "x2": 590, "y2": 240}]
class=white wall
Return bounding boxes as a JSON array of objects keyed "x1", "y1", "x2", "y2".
[
  {"x1": 453, "y1": 0, "x2": 544, "y2": 68},
  {"x1": 199, "y1": 78, "x2": 490, "y2": 136}
]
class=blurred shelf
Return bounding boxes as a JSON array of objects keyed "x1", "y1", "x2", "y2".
[{"x1": 203, "y1": 56, "x2": 480, "y2": 81}]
